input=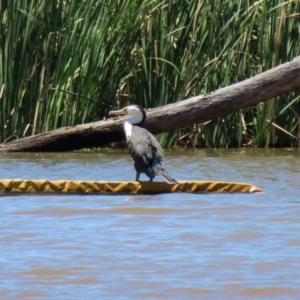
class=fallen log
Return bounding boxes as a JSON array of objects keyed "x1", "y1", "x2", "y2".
[{"x1": 1, "y1": 56, "x2": 300, "y2": 152}]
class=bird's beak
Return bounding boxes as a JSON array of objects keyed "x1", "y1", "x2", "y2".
[{"x1": 109, "y1": 108, "x2": 128, "y2": 116}]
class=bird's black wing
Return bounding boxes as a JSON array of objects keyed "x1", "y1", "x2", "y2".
[
  {"x1": 127, "y1": 126, "x2": 159, "y2": 178},
  {"x1": 127, "y1": 126, "x2": 177, "y2": 183}
]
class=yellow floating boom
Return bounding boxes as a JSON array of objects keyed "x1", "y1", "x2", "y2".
[{"x1": 0, "y1": 179, "x2": 262, "y2": 194}]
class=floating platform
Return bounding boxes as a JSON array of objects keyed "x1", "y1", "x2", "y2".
[{"x1": 0, "y1": 179, "x2": 262, "y2": 194}]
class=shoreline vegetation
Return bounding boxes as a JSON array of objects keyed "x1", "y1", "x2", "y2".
[{"x1": 1, "y1": 0, "x2": 300, "y2": 149}]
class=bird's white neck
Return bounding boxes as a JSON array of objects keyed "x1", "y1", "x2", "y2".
[
  {"x1": 124, "y1": 121, "x2": 133, "y2": 137},
  {"x1": 124, "y1": 115, "x2": 142, "y2": 137}
]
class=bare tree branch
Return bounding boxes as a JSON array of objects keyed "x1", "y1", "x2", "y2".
[{"x1": 1, "y1": 56, "x2": 300, "y2": 152}]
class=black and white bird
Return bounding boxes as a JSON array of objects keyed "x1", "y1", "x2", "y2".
[{"x1": 109, "y1": 105, "x2": 178, "y2": 184}]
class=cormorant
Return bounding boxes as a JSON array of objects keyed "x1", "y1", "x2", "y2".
[{"x1": 109, "y1": 105, "x2": 178, "y2": 184}]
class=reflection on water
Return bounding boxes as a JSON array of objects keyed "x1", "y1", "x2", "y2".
[{"x1": 0, "y1": 149, "x2": 300, "y2": 299}]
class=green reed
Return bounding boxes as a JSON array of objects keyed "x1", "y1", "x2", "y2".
[{"x1": 1, "y1": 0, "x2": 299, "y2": 147}]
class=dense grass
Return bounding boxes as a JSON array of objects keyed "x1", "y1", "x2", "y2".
[{"x1": 1, "y1": 0, "x2": 300, "y2": 147}]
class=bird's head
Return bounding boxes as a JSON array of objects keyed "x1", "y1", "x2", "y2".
[{"x1": 109, "y1": 105, "x2": 146, "y2": 125}]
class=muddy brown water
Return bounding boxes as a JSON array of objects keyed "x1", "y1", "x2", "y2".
[{"x1": 0, "y1": 149, "x2": 299, "y2": 299}]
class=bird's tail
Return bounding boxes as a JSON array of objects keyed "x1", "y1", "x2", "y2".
[{"x1": 159, "y1": 171, "x2": 178, "y2": 184}]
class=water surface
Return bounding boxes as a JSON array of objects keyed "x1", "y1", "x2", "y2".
[{"x1": 0, "y1": 149, "x2": 299, "y2": 299}]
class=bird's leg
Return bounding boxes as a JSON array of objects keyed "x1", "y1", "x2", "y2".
[{"x1": 135, "y1": 172, "x2": 140, "y2": 182}]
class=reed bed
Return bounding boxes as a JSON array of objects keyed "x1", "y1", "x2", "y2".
[{"x1": 1, "y1": 0, "x2": 299, "y2": 147}]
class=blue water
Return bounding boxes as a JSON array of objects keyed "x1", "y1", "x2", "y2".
[{"x1": 0, "y1": 149, "x2": 299, "y2": 299}]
